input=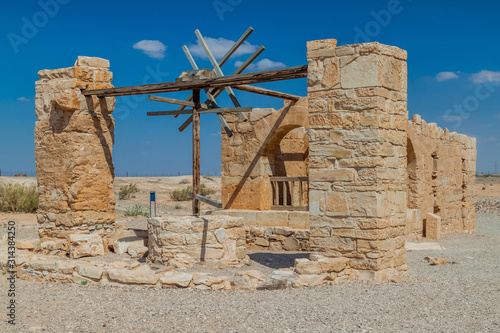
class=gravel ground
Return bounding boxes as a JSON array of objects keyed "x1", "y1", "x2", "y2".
[{"x1": 1, "y1": 213, "x2": 499, "y2": 333}]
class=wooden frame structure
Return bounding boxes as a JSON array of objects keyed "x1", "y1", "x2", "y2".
[{"x1": 82, "y1": 27, "x2": 307, "y2": 215}]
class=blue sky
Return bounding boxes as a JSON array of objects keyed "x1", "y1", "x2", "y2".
[{"x1": 1, "y1": 0, "x2": 499, "y2": 176}]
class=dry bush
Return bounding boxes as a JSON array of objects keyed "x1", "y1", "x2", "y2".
[
  {"x1": 179, "y1": 179, "x2": 190, "y2": 184},
  {"x1": 170, "y1": 184, "x2": 216, "y2": 201},
  {"x1": 118, "y1": 183, "x2": 139, "y2": 200},
  {"x1": 124, "y1": 204, "x2": 148, "y2": 217},
  {"x1": 0, "y1": 182, "x2": 38, "y2": 213}
]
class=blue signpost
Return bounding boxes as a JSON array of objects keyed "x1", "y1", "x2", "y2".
[{"x1": 150, "y1": 191, "x2": 156, "y2": 217}]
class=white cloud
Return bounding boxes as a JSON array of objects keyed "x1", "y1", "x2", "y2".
[
  {"x1": 470, "y1": 70, "x2": 500, "y2": 84},
  {"x1": 436, "y1": 71, "x2": 459, "y2": 81},
  {"x1": 17, "y1": 97, "x2": 30, "y2": 101},
  {"x1": 188, "y1": 37, "x2": 258, "y2": 60},
  {"x1": 133, "y1": 40, "x2": 167, "y2": 59},
  {"x1": 234, "y1": 58, "x2": 286, "y2": 71}
]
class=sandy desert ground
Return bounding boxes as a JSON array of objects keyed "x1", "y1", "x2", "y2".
[{"x1": 0, "y1": 176, "x2": 499, "y2": 332}]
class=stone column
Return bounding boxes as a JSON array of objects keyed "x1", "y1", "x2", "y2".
[
  {"x1": 307, "y1": 40, "x2": 408, "y2": 281},
  {"x1": 35, "y1": 56, "x2": 116, "y2": 250}
]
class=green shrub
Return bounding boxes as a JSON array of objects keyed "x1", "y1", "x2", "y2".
[
  {"x1": 174, "y1": 204, "x2": 182, "y2": 210},
  {"x1": 118, "y1": 183, "x2": 139, "y2": 200},
  {"x1": 179, "y1": 179, "x2": 190, "y2": 184},
  {"x1": 124, "y1": 204, "x2": 148, "y2": 217},
  {"x1": 0, "y1": 182, "x2": 38, "y2": 213},
  {"x1": 170, "y1": 187, "x2": 191, "y2": 201},
  {"x1": 200, "y1": 184, "x2": 216, "y2": 196},
  {"x1": 170, "y1": 184, "x2": 216, "y2": 202}
]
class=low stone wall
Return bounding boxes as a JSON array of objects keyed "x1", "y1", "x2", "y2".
[
  {"x1": 7, "y1": 251, "x2": 357, "y2": 290},
  {"x1": 148, "y1": 215, "x2": 247, "y2": 268},
  {"x1": 211, "y1": 209, "x2": 309, "y2": 229},
  {"x1": 246, "y1": 226, "x2": 310, "y2": 251}
]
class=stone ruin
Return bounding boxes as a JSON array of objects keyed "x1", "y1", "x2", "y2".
[{"x1": 31, "y1": 38, "x2": 476, "y2": 284}]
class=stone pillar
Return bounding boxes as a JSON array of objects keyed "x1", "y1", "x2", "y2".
[
  {"x1": 307, "y1": 40, "x2": 408, "y2": 281},
  {"x1": 35, "y1": 56, "x2": 116, "y2": 250}
]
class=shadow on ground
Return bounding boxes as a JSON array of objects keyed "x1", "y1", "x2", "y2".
[{"x1": 248, "y1": 252, "x2": 310, "y2": 269}]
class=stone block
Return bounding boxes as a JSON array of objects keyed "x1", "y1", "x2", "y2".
[
  {"x1": 68, "y1": 233, "x2": 105, "y2": 259},
  {"x1": 294, "y1": 258, "x2": 322, "y2": 275},
  {"x1": 106, "y1": 265, "x2": 160, "y2": 285},
  {"x1": 160, "y1": 271, "x2": 193, "y2": 288},
  {"x1": 74, "y1": 56, "x2": 110, "y2": 68},
  {"x1": 426, "y1": 213, "x2": 441, "y2": 240},
  {"x1": 76, "y1": 263, "x2": 104, "y2": 281},
  {"x1": 340, "y1": 54, "x2": 378, "y2": 89},
  {"x1": 113, "y1": 236, "x2": 146, "y2": 254}
]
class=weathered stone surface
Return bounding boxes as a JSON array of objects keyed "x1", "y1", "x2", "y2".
[
  {"x1": 68, "y1": 234, "x2": 105, "y2": 259},
  {"x1": 55, "y1": 260, "x2": 76, "y2": 274},
  {"x1": 283, "y1": 236, "x2": 300, "y2": 251},
  {"x1": 214, "y1": 228, "x2": 226, "y2": 243},
  {"x1": 74, "y1": 56, "x2": 110, "y2": 68},
  {"x1": 426, "y1": 213, "x2": 442, "y2": 240},
  {"x1": 159, "y1": 271, "x2": 192, "y2": 287},
  {"x1": 255, "y1": 237, "x2": 270, "y2": 247},
  {"x1": 127, "y1": 244, "x2": 148, "y2": 258},
  {"x1": 148, "y1": 215, "x2": 247, "y2": 268},
  {"x1": 230, "y1": 275, "x2": 253, "y2": 290},
  {"x1": 76, "y1": 263, "x2": 104, "y2": 280},
  {"x1": 30, "y1": 260, "x2": 56, "y2": 272},
  {"x1": 114, "y1": 236, "x2": 145, "y2": 255},
  {"x1": 236, "y1": 270, "x2": 266, "y2": 282},
  {"x1": 16, "y1": 240, "x2": 41, "y2": 251},
  {"x1": 295, "y1": 258, "x2": 322, "y2": 275},
  {"x1": 317, "y1": 257, "x2": 349, "y2": 273},
  {"x1": 106, "y1": 265, "x2": 159, "y2": 285}
]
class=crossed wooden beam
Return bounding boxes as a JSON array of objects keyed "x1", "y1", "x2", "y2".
[{"x1": 82, "y1": 27, "x2": 306, "y2": 216}]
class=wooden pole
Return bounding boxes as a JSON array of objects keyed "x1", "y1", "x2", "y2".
[{"x1": 192, "y1": 89, "x2": 201, "y2": 216}]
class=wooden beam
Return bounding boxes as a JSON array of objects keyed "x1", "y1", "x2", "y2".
[
  {"x1": 181, "y1": 45, "x2": 233, "y2": 137},
  {"x1": 148, "y1": 95, "x2": 202, "y2": 108},
  {"x1": 178, "y1": 45, "x2": 265, "y2": 132},
  {"x1": 82, "y1": 65, "x2": 308, "y2": 97},
  {"x1": 195, "y1": 29, "x2": 247, "y2": 121},
  {"x1": 173, "y1": 27, "x2": 255, "y2": 115},
  {"x1": 189, "y1": 193, "x2": 223, "y2": 209},
  {"x1": 233, "y1": 85, "x2": 302, "y2": 101},
  {"x1": 147, "y1": 107, "x2": 252, "y2": 117},
  {"x1": 192, "y1": 89, "x2": 201, "y2": 216}
]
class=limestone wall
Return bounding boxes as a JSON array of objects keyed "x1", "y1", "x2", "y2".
[
  {"x1": 307, "y1": 40, "x2": 409, "y2": 280},
  {"x1": 221, "y1": 98, "x2": 309, "y2": 210},
  {"x1": 406, "y1": 115, "x2": 476, "y2": 238},
  {"x1": 35, "y1": 56, "x2": 116, "y2": 247}
]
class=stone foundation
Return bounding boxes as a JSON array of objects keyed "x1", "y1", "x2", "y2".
[
  {"x1": 147, "y1": 215, "x2": 248, "y2": 267},
  {"x1": 246, "y1": 226, "x2": 310, "y2": 251}
]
